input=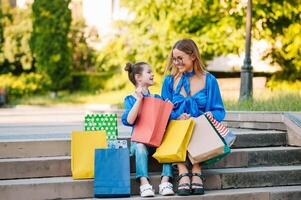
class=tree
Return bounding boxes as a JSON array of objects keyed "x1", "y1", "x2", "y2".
[
  {"x1": 30, "y1": 0, "x2": 72, "y2": 92},
  {"x1": 1, "y1": 5, "x2": 33, "y2": 74},
  {"x1": 252, "y1": 0, "x2": 301, "y2": 81},
  {"x1": 69, "y1": 18, "x2": 98, "y2": 72},
  {"x1": 0, "y1": 2, "x2": 4, "y2": 65},
  {"x1": 102, "y1": 0, "x2": 300, "y2": 82}
]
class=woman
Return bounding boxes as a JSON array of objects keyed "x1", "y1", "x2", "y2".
[{"x1": 161, "y1": 39, "x2": 226, "y2": 195}]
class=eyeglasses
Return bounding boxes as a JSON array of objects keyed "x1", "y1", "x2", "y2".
[{"x1": 172, "y1": 56, "x2": 184, "y2": 64}]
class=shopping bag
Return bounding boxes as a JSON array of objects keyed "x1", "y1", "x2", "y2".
[
  {"x1": 94, "y1": 148, "x2": 130, "y2": 198},
  {"x1": 107, "y1": 140, "x2": 128, "y2": 149},
  {"x1": 188, "y1": 115, "x2": 226, "y2": 164},
  {"x1": 85, "y1": 113, "x2": 118, "y2": 140},
  {"x1": 131, "y1": 97, "x2": 173, "y2": 147},
  {"x1": 205, "y1": 112, "x2": 236, "y2": 146},
  {"x1": 153, "y1": 119, "x2": 195, "y2": 163},
  {"x1": 71, "y1": 131, "x2": 107, "y2": 179}
]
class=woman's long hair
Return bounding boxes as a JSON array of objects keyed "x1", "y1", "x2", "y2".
[{"x1": 165, "y1": 39, "x2": 206, "y2": 77}]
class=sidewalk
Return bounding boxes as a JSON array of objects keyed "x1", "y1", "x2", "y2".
[{"x1": 0, "y1": 105, "x2": 131, "y2": 140}]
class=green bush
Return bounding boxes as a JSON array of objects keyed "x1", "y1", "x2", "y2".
[
  {"x1": 267, "y1": 78, "x2": 301, "y2": 91},
  {"x1": 0, "y1": 3, "x2": 4, "y2": 64},
  {"x1": 2, "y1": 5, "x2": 33, "y2": 74},
  {"x1": 71, "y1": 72, "x2": 113, "y2": 92},
  {"x1": 69, "y1": 18, "x2": 98, "y2": 72},
  {"x1": 30, "y1": 0, "x2": 72, "y2": 91},
  {"x1": 0, "y1": 73, "x2": 47, "y2": 98}
]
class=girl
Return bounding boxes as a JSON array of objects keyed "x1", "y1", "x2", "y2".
[
  {"x1": 121, "y1": 62, "x2": 174, "y2": 197},
  {"x1": 161, "y1": 39, "x2": 226, "y2": 195}
]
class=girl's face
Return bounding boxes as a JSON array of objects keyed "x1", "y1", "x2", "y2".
[
  {"x1": 136, "y1": 64, "x2": 154, "y2": 87},
  {"x1": 172, "y1": 48, "x2": 194, "y2": 73}
]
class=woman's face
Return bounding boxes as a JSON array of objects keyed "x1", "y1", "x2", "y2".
[
  {"x1": 172, "y1": 48, "x2": 194, "y2": 73},
  {"x1": 137, "y1": 64, "x2": 154, "y2": 87}
]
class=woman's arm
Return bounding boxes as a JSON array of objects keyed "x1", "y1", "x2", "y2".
[
  {"x1": 161, "y1": 76, "x2": 173, "y2": 101},
  {"x1": 206, "y1": 74, "x2": 225, "y2": 122}
]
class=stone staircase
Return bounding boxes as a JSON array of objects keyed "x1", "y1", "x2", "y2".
[{"x1": 0, "y1": 112, "x2": 301, "y2": 200}]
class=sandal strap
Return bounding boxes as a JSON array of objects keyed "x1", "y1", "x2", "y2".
[
  {"x1": 177, "y1": 173, "x2": 191, "y2": 182},
  {"x1": 191, "y1": 183, "x2": 203, "y2": 187},
  {"x1": 177, "y1": 183, "x2": 191, "y2": 190},
  {"x1": 191, "y1": 173, "x2": 205, "y2": 179}
]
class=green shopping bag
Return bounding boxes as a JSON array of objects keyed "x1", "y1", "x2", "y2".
[{"x1": 85, "y1": 114, "x2": 118, "y2": 140}]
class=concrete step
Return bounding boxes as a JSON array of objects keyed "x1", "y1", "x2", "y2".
[
  {"x1": 223, "y1": 121, "x2": 286, "y2": 130},
  {"x1": 1, "y1": 146, "x2": 300, "y2": 180},
  {"x1": 0, "y1": 129, "x2": 287, "y2": 159},
  {"x1": 1, "y1": 166, "x2": 301, "y2": 199},
  {"x1": 75, "y1": 186, "x2": 301, "y2": 200}
]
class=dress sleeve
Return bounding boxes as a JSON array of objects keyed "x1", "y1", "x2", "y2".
[
  {"x1": 161, "y1": 76, "x2": 173, "y2": 101},
  {"x1": 205, "y1": 74, "x2": 226, "y2": 122},
  {"x1": 121, "y1": 96, "x2": 136, "y2": 127}
]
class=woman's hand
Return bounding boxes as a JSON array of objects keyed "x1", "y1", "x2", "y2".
[{"x1": 177, "y1": 113, "x2": 190, "y2": 120}]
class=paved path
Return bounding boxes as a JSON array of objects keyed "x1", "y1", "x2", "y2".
[
  {"x1": 0, "y1": 105, "x2": 131, "y2": 140},
  {"x1": 1, "y1": 105, "x2": 300, "y2": 140}
]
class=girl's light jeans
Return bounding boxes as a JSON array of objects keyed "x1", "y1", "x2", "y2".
[{"x1": 130, "y1": 142, "x2": 173, "y2": 180}]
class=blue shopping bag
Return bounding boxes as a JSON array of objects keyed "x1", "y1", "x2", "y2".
[{"x1": 94, "y1": 148, "x2": 131, "y2": 198}]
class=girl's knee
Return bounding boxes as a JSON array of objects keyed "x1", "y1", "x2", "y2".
[{"x1": 135, "y1": 143, "x2": 148, "y2": 155}]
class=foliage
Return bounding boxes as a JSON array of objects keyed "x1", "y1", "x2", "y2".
[
  {"x1": 71, "y1": 72, "x2": 113, "y2": 91},
  {"x1": 1, "y1": 4, "x2": 33, "y2": 74},
  {"x1": 266, "y1": 77, "x2": 301, "y2": 91},
  {"x1": 0, "y1": 3, "x2": 3, "y2": 64},
  {"x1": 252, "y1": 0, "x2": 301, "y2": 81},
  {"x1": 30, "y1": 0, "x2": 72, "y2": 91},
  {"x1": 98, "y1": 0, "x2": 300, "y2": 83},
  {"x1": 0, "y1": 73, "x2": 46, "y2": 98},
  {"x1": 69, "y1": 18, "x2": 98, "y2": 72}
]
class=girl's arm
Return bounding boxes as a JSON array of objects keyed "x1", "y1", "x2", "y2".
[
  {"x1": 126, "y1": 98, "x2": 142, "y2": 125},
  {"x1": 126, "y1": 86, "x2": 143, "y2": 125}
]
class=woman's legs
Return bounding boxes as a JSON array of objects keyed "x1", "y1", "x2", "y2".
[
  {"x1": 191, "y1": 164, "x2": 203, "y2": 187},
  {"x1": 177, "y1": 163, "x2": 190, "y2": 189}
]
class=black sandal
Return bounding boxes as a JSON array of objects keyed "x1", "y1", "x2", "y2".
[
  {"x1": 176, "y1": 173, "x2": 191, "y2": 196},
  {"x1": 191, "y1": 173, "x2": 205, "y2": 195}
]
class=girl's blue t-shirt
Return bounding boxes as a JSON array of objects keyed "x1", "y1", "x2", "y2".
[{"x1": 161, "y1": 72, "x2": 225, "y2": 122}]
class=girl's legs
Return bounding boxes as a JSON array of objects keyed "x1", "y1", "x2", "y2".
[
  {"x1": 161, "y1": 163, "x2": 172, "y2": 183},
  {"x1": 134, "y1": 143, "x2": 150, "y2": 185},
  {"x1": 159, "y1": 163, "x2": 174, "y2": 195}
]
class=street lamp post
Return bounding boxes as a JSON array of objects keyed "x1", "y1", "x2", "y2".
[{"x1": 240, "y1": 0, "x2": 253, "y2": 100}]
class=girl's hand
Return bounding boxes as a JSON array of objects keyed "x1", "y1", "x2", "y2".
[
  {"x1": 135, "y1": 86, "x2": 143, "y2": 101},
  {"x1": 177, "y1": 113, "x2": 190, "y2": 120},
  {"x1": 165, "y1": 98, "x2": 173, "y2": 104}
]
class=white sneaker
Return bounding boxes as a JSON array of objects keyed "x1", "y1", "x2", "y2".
[
  {"x1": 140, "y1": 184, "x2": 155, "y2": 197},
  {"x1": 159, "y1": 182, "x2": 175, "y2": 196}
]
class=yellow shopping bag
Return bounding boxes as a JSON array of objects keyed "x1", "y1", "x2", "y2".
[
  {"x1": 153, "y1": 119, "x2": 195, "y2": 163},
  {"x1": 71, "y1": 130, "x2": 107, "y2": 179}
]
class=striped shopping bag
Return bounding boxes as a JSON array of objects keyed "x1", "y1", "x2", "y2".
[{"x1": 205, "y1": 112, "x2": 236, "y2": 146}]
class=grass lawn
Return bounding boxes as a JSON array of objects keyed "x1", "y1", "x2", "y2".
[{"x1": 9, "y1": 87, "x2": 301, "y2": 111}]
